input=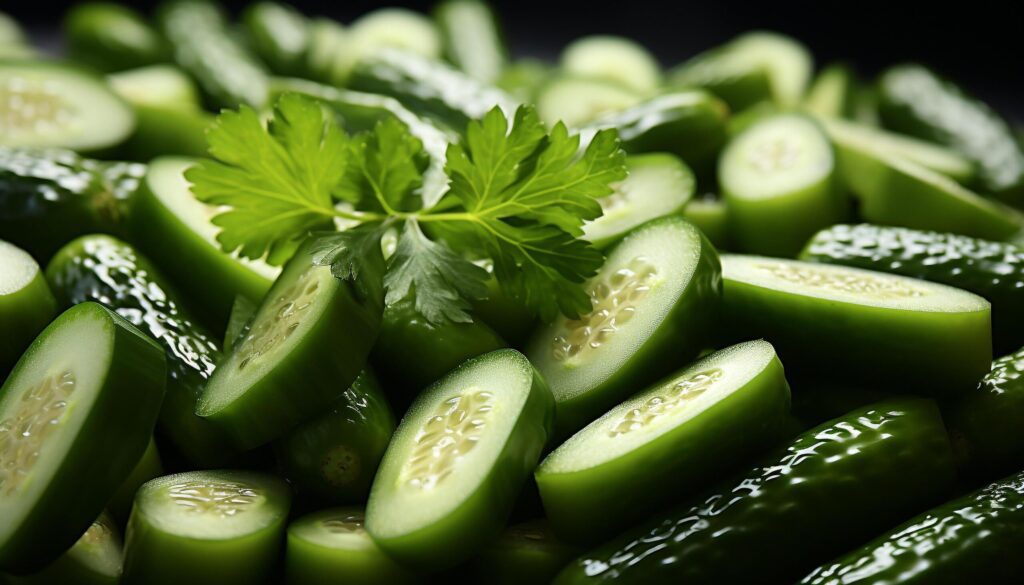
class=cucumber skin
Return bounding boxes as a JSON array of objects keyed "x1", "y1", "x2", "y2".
[
  {"x1": 554, "y1": 398, "x2": 957, "y2": 585},
  {"x1": 464, "y1": 521, "x2": 582, "y2": 585},
  {"x1": 64, "y1": 3, "x2": 169, "y2": 73},
  {"x1": 682, "y1": 197, "x2": 730, "y2": 250},
  {"x1": 0, "y1": 303, "x2": 167, "y2": 573},
  {"x1": 45, "y1": 235, "x2": 232, "y2": 467},
  {"x1": 801, "y1": 224, "x2": 1024, "y2": 352},
  {"x1": 275, "y1": 370, "x2": 396, "y2": 505},
  {"x1": 5, "y1": 512, "x2": 122, "y2": 585},
  {"x1": 0, "y1": 148, "x2": 145, "y2": 261},
  {"x1": 877, "y1": 64, "x2": 1024, "y2": 206},
  {"x1": 0, "y1": 264, "x2": 56, "y2": 378},
  {"x1": 801, "y1": 470, "x2": 1024, "y2": 585}
]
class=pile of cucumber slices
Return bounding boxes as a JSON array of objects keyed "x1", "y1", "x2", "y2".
[{"x1": 3, "y1": 2, "x2": 1024, "y2": 584}]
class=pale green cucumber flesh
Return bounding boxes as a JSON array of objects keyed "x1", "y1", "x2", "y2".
[{"x1": 561, "y1": 36, "x2": 662, "y2": 93}]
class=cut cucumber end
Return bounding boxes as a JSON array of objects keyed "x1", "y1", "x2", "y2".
[
  {"x1": 561, "y1": 35, "x2": 662, "y2": 94},
  {"x1": 0, "y1": 240, "x2": 38, "y2": 295}
]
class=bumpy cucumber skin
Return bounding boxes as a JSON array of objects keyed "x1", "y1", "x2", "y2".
[
  {"x1": 64, "y1": 3, "x2": 168, "y2": 73},
  {"x1": 275, "y1": 370, "x2": 395, "y2": 504},
  {"x1": 801, "y1": 224, "x2": 1024, "y2": 352},
  {"x1": 368, "y1": 349, "x2": 555, "y2": 570},
  {"x1": 0, "y1": 302, "x2": 166, "y2": 573},
  {"x1": 242, "y1": 2, "x2": 310, "y2": 77},
  {"x1": 801, "y1": 470, "x2": 1024, "y2": 585},
  {"x1": 538, "y1": 349, "x2": 791, "y2": 545},
  {"x1": 465, "y1": 520, "x2": 582, "y2": 585},
  {"x1": 877, "y1": 64, "x2": 1024, "y2": 206},
  {"x1": 0, "y1": 257, "x2": 56, "y2": 377},
  {"x1": 46, "y1": 235, "x2": 233, "y2": 467},
  {"x1": 0, "y1": 148, "x2": 145, "y2": 260},
  {"x1": 555, "y1": 398, "x2": 957, "y2": 585}
]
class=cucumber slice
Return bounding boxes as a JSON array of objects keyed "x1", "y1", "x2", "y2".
[
  {"x1": 721, "y1": 254, "x2": 992, "y2": 397},
  {"x1": 0, "y1": 302, "x2": 166, "y2": 572},
  {"x1": 0, "y1": 240, "x2": 57, "y2": 377},
  {"x1": 366, "y1": 349, "x2": 554, "y2": 570},
  {"x1": 561, "y1": 36, "x2": 661, "y2": 94},
  {"x1": 537, "y1": 340, "x2": 791, "y2": 544},
  {"x1": 0, "y1": 62, "x2": 134, "y2": 152},
  {"x1": 224, "y1": 295, "x2": 257, "y2": 353},
  {"x1": 122, "y1": 470, "x2": 290, "y2": 585},
  {"x1": 63, "y1": 3, "x2": 168, "y2": 73},
  {"x1": 275, "y1": 370, "x2": 395, "y2": 504},
  {"x1": 496, "y1": 59, "x2": 553, "y2": 102},
  {"x1": 108, "y1": 65, "x2": 202, "y2": 113},
  {"x1": 466, "y1": 520, "x2": 581, "y2": 585},
  {"x1": 682, "y1": 195, "x2": 730, "y2": 249},
  {"x1": 583, "y1": 153, "x2": 695, "y2": 248},
  {"x1": 349, "y1": 8, "x2": 442, "y2": 63},
  {"x1": 285, "y1": 508, "x2": 414, "y2": 585},
  {"x1": 303, "y1": 17, "x2": 349, "y2": 85},
  {"x1": 536, "y1": 75, "x2": 642, "y2": 129},
  {"x1": 108, "y1": 438, "x2": 162, "y2": 523},
  {"x1": 197, "y1": 236, "x2": 384, "y2": 449},
  {"x1": 720, "y1": 113, "x2": 845, "y2": 257},
  {"x1": 130, "y1": 156, "x2": 280, "y2": 331},
  {"x1": 5, "y1": 511, "x2": 122, "y2": 585},
  {"x1": 802, "y1": 63, "x2": 857, "y2": 119},
  {"x1": 434, "y1": 0, "x2": 508, "y2": 84},
  {"x1": 242, "y1": 2, "x2": 310, "y2": 77},
  {"x1": 528, "y1": 216, "x2": 721, "y2": 437}
]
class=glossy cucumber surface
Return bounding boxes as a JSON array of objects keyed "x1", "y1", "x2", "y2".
[
  {"x1": 5, "y1": 511, "x2": 123, "y2": 585},
  {"x1": 0, "y1": 240, "x2": 57, "y2": 377}
]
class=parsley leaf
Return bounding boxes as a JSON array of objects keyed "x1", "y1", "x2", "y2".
[{"x1": 336, "y1": 116, "x2": 428, "y2": 213}]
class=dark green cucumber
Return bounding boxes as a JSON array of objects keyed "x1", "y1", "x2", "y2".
[
  {"x1": 63, "y1": 3, "x2": 168, "y2": 73},
  {"x1": 108, "y1": 438, "x2": 162, "y2": 523},
  {"x1": 466, "y1": 520, "x2": 582, "y2": 585},
  {"x1": 5, "y1": 511, "x2": 123, "y2": 585},
  {"x1": 803, "y1": 63, "x2": 857, "y2": 119},
  {"x1": 434, "y1": 0, "x2": 508, "y2": 84},
  {"x1": 0, "y1": 240, "x2": 57, "y2": 377},
  {"x1": 801, "y1": 469, "x2": 1024, "y2": 585},
  {"x1": 0, "y1": 302, "x2": 166, "y2": 573},
  {"x1": 242, "y1": 2, "x2": 310, "y2": 77},
  {"x1": 275, "y1": 370, "x2": 395, "y2": 504},
  {"x1": 45, "y1": 235, "x2": 234, "y2": 467},
  {"x1": 470, "y1": 260, "x2": 537, "y2": 347},
  {"x1": 158, "y1": 0, "x2": 270, "y2": 108},
  {"x1": 877, "y1": 64, "x2": 1024, "y2": 206},
  {"x1": 801, "y1": 224, "x2": 1024, "y2": 352},
  {"x1": 554, "y1": 398, "x2": 957, "y2": 585}
]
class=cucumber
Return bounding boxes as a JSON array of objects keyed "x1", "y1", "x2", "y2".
[
  {"x1": 122, "y1": 470, "x2": 290, "y2": 585},
  {"x1": 348, "y1": 8, "x2": 442, "y2": 65},
  {"x1": 108, "y1": 65, "x2": 203, "y2": 113},
  {"x1": 366, "y1": 349, "x2": 554, "y2": 570},
  {"x1": 0, "y1": 62, "x2": 135, "y2": 153},
  {"x1": 116, "y1": 105, "x2": 213, "y2": 161},
  {"x1": 242, "y1": 2, "x2": 310, "y2": 77},
  {"x1": 158, "y1": 0, "x2": 270, "y2": 108},
  {"x1": 720, "y1": 113, "x2": 845, "y2": 257},
  {"x1": 803, "y1": 63, "x2": 857, "y2": 119},
  {"x1": 224, "y1": 295, "x2": 257, "y2": 352},
  {"x1": 537, "y1": 340, "x2": 791, "y2": 545},
  {"x1": 670, "y1": 31, "x2": 812, "y2": 110},
  {"x1": 554, "y1": 398, "x2": 957, "y2": 585},
  {"x1": 721, "y1": 254, "x2": 992, "y2": 397},
  {"x1": 275, "y1": 370, "x2": 395, "y2": 504},
  {"x1": 0, "y1": 13, "x2": 25, "y2": 47},
  {"x1": 109, "y1": 438, "x2": 163, "y2": 522},
  {"x1": 4, "y1": 511, "x2": 122, "y2": 585},
  {"x1": 470, "y1": 258, "x2": 538, "y2": 348},
  {"x1": 584, "y1": 154, "x2": 695, "y2": 249},
  {"x1": 45, "y1": 235, "x2": 234, "y2": 467},
  {"x1": 285, "y1": 507, "x2": 414, "y2": 585},
  {"x1": 853, "y1": 85, "x2": 880, "y2": 126},
  {"x1": 536, "y1": 75, "x2": 642, "y2": 128},
  {"x1": 877, "y1": 64, "x2": 1024, "y2": 205},
  {"x1": 197, "y1": 235, "x2": 385, "y2": 449},
  {"x1": 800, "y1": 469, "x2": 1024, "y2": 585},
  {"x1": 528, "y1": 216, "x2": 721, "y2": 437},
  {"x1": 129, "y1": 156, "x2": 280, "y2": 331},
  {"x1": 801, "y1": 224, "x2": 1024, "y2": 352},
  {"x1": 0, "y1": 302, "x2": 166, "y2": 572},
  {"x1": 578, "y1": 91, "x2": 730, "y2": 178},
  {"x1": 303, "y1": 18, "x2": 349, "y2": 86},
  {"x1": 0, "y1": 240, "x2": 57, "y2": 377},
  {"x1": 63, "y1": 3, "x2": 168, "y2": 73},
  {"x1": 466, "y1": 520, "x2": 581, "y2": 585},
  {"x1": 789, "y1": 383, "x2": 891, "y2": 429},
  {"x1": 496, "y1": 59, "x2": 553, "y2": 102},
  {"x1": 561, "y1": 36, "x2": 661, "y2": 94},
  {"x1": 434, "y1": 0, "x2": 508, "y2": 84},
  {"x1": 348, "y1": 48, "x2": 518, "y2": 131},
  {"x1": 829, "y1": 118, "x2": 1024, "y2": 240},
  {"x1": 682, "y1": 195, "x2": 730, "y2": 249}
]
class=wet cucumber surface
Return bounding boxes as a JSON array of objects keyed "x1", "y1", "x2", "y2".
[{"x1": 0, "y1": 240, "x2": 57, "y2": 377}]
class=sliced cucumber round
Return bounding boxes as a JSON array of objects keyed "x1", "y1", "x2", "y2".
[
  {"x1": 0, "y1": 240, "x2": 56, "y2": 377},
  {"x1": 107, "y1": 65, "x2": 202, "y2": 113},
  {"x1": 5, "y1": 510, "x2": 122, "y2": 585},
  {"x1": 366, "y1": 349, "x2": 554, "y2": 570},
  {"x1": 0, "y1": 61, "x2": 134, "y2": 152},
  {"x1": 129, "y1": 156, "x2": 280, "y2": 330},
  {"x1": 536, "y1": 339, "x2": 791, "y2": 544},
  {"x1": 720, "y1": 113, "x2": 845, "y2": 257},
  {"x1": 465, "y1": 520, "x2": 582, "y2": 585},
  {"x1": 722, "y1": 254, "x2": 992, "y2": 397},
  {"x1": 583, "y1": 153, "x2": 695, "y2": 249},
  {"x1": 528, "y1": 216, "x2": 721, "y2": 437},
  {"x1": 0, "y1": 302, "x2": 166, "y2": 572},
  {"x1": 197, "y1": 236, "x2": 384, "y2": 449},
  {"x1": 561, "y1": 36, "x2": 662, "y2": 94},
  {"x1": 682, "y1": 195, "x2": 730, "y2": 249},
  {"x1": 536, "y1": 75, "x2": 642, "y2": 128},
  {"x1": 122, "y1": 470, "x2": 290, "y2": 585},
  {"x1": 285, "y1": 507, "x2": 415, "y2": 585}
]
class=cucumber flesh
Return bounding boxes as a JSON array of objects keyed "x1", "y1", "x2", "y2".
[
  {"x1": 5, "y1": 511, "x2": 123, "y2": 585},
  {"x1": 561, "y1": 36, "x2": 661, "y2": 94},
  {"x1": 303, "y1": 18, "x2": 350, "y2": 86},
  {"x1": 107, "y1": 65, "x2": 202, "y2": 113},
  {"x1": 583, "y1": 153, "x2": 695, "y2": 249},
  {"x1": 536, "y1": 76, "x2": 641, "y2": 128},
  {"x1": 434, "y1": 0, "x2": 508, "y2": 84},
  {"x1": 366, "y1": 349, "x2": 554, "y2": 570},
  {"x1": 0, "y1": 240, "x2": 57, "y2": 377},
  {"x1": 537, "y1": 340, "x2": 791, "y2": 544},
  {"x1": 223, "y1": 295, "x2": 257, "y2": 353},
  {"x1": 323, "y1": 8, "x2": 442, "y2": 85},
  {"x1": 242, "y1": 2, "x2": 311, "y2": 77}
]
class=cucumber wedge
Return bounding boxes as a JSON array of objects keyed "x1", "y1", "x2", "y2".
[
  {"x1": 63, "y1": 3, "x2": 168, "y2": 73},
  {"x1": 0, "y1": 240, "x2": 56, "y2": 377},
  {"x1": 722, "y1": 254, "x2": 992, "y2": 397},
  {"x1": 537, "y1": 340, "x2": 791, "y2": 544},
  {"x1": 366, "y1": 349, "x2": 554, "y2": 570},
  {"x1": 5, "y1": 511, "x2": 122, "y2": 585},
  {"x1": 0, "y1": 302, "x2": 166, "y2": 572},
  {"x1": 529, "y1": 216, "x2": 721, "y2": 437},
  {"x1": 434, "y1": 0, "x2": 508, "y2": 84},
  {"x1": 561, "y1": 36, "x2": 661, "y2": 94},
  {"x1": 466, "y1": 520, "x2": 582, "y2": 585},
  {"x1": 536, "y1": 75, "x2": 642, "y2": 129},
  {"x1": 122, "y1": 470, "x2": 290, "y2": 585}
]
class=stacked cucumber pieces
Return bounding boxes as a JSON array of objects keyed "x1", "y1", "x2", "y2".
[{"x1": 2, "y1": 1, "x2": 1024, "y2": 584}]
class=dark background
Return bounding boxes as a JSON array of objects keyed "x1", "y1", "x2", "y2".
[{"x1": 9, "y1": 0, "x2": 1023, "y2": 121}]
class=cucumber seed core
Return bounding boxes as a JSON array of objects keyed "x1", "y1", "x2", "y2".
[
  {"x1": 0, "y1": 77, "x2": 74, "y2": 136},
  {"x1": 403, "y1": 390, "x2": 494, "y2": 490},
  {"x1": 755, "y1": 262, "x2": 925, "y2": 298},
  {"x1": 609, "y1": 369, "x2": 722, "y2": 437},
  {"x1": 0, "y1": 370, "x2": 76, "y2": 496},
  {"x1": 167, "y1": 480, "x2": 259, "y2": 517},
  {"x1": 236, "y1": 267, "x2": 319, "y2": 370},
  {"x1": 322, "y1": 511, "x2": 365, "y2": 534}
]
